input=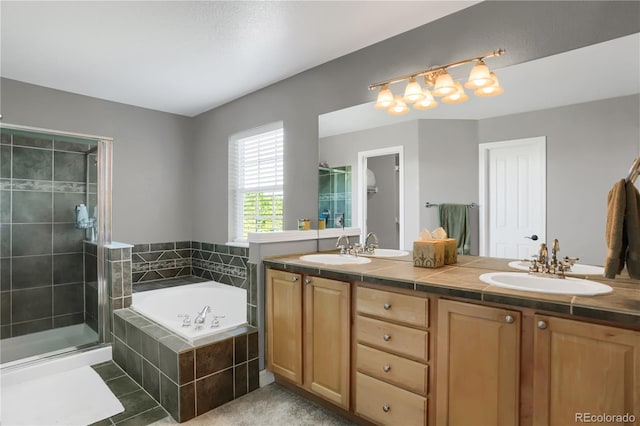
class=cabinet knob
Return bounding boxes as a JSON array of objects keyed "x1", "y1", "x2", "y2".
[
  {"x1": 505, "y1": 315, "x2": 515, "y2": 324},
  {"x1": 383, "y1": 303, "x2": 392, "y2": 310},
  {"x1": 537, "y1": 320, "x2": 548, "y2": 329},
  {"x1": 291, "y1": 276, "x2": 298, "y2": 282},
  {"x1": 383, "y1": 364, "x2": 391, "y2": 373},
  {"x1": 382, "y1": 405, "x2": 390, "y2": 413},
  {"x1": 304, "y1": 278, "x2": 312, "y2": 285},
  {"x1": 383, "y1": 334, "x2": 391, "y2": 342}
]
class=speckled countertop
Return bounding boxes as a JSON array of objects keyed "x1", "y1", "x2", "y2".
[{"x1": 264, "y1": 253, "x2": 640, "y2": 328}]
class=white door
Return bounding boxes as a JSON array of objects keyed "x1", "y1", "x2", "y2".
[{"x1": 479, "y1": 137, "x2": 546, "y2": 259}]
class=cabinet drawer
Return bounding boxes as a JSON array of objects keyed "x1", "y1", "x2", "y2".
[
  {"x1": 357, "y1": 316, "x2": 429, "y2": 362},
  {"x1": 357, "y1": 344, "x2": 428, "y2": 395},
  {"x1": 356, "y1": 372, "x2": 427, "y2": 426},
  {"x1": 357, "y1": 286, "x2": 428, "y2": 328}
]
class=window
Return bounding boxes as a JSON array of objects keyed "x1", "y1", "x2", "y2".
[{"x1": 229, "y1": 122, "x2": 284, "y2": 241}]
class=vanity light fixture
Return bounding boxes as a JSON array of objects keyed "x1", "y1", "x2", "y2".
[{"x1": 370, "y1": 49, "x2": 505, "y2": 114}]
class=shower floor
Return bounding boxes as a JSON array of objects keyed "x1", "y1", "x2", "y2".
[{"x1": 1, "y1": 324, "x2": 98, "y2": 366}]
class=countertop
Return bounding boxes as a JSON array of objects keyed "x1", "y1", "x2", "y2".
[{"x1": 264, "y1": 253, "x2": 640, "y2": 329}]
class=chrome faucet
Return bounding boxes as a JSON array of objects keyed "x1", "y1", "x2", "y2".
[
  {"x1": 527, "y1": 239, "x2": 578, "y2": 278},
  {"x1": 364, "y1": 232, "x2": 379, "y2": 253},
  {"x1": 194, "y1": 306, "x2": 211, "y2": 324},
  {"x1": 336, "y1": 235, "x2": 350, "y2": 254}
]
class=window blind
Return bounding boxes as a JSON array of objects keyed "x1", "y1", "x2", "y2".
[{"x1": 229, "y1": 124, "x2": 284, "y2": 241}]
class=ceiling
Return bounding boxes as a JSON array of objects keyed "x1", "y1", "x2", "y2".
[
  {"x1": 319, "y1": 32, "x2": 640, "y2": 138},
  {"x1": 0, "y1": 1, "x2": 478, "y2": 117}
]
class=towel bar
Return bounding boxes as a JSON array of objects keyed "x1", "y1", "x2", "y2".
[{"x1": 425, "y1": 202, "x2": 479, "y2": 208}]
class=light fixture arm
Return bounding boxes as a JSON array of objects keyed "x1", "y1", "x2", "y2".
[{"x1": 368, "y1": 48, "x2": 505, "y2": 90}]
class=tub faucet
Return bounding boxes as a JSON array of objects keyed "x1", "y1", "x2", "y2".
[{"x1": 194, "y1": 306, "x2": 211, "y2": 324}]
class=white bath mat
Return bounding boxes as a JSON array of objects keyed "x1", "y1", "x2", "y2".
[{"x1": 0, "y1": 365, "x2": 124, "y2": 425}]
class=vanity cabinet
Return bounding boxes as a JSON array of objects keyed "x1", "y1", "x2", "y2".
[
  {"x1": 355, "y1": 285, "x2": 430, "y2": 426},
  {"x1": 532, "y1": 315, "x2": 640, "y2": 425},
  {"x1": 265, "y1": 268, "x2": 351, "y2": 409},
  {"x1": 436, "y1": 299, "x2": 520, "y2": 426}
]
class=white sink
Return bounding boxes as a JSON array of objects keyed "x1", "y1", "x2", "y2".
[
  {"x1": 299, "y1": 254, "x2": 372, "y2": 265},
  {"x1": 361, "y1": 249, "x2": 410, "y2": 258},
  {"x1": 508, "y1": 260, "x2": 604, "y2": 276},
  {"x1": 479, "y1": 272, "x2": 613, "y2": 296}
]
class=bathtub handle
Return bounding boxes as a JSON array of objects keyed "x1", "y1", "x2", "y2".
[{"x1": 177, "y1": 314, "x2": 191, "y2": 327}]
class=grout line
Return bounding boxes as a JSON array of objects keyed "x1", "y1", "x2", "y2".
[{"x1": 113, "y1": 405, "x2": 167, "y2": 425}]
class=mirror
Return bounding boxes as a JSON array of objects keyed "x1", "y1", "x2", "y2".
[{"x1": 318, "y1": 33, "x2": 640, "y2": 266}]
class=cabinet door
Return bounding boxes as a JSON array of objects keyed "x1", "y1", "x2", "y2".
[
  {"x1": 265, "y1": 268, "x2": 303, "y2": 385},
  {"x1": 436, "y1": 299, "x2": 520, "y2": 426},
  {"x1": 304, "y1": 276, "x2": 351, "y2": 409},
  {"x1": 533, "y1": 315, "x2": 640, "y2": 425}
]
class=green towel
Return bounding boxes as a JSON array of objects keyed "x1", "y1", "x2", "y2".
[{"x1": 438, "y1": 204, "x2": 470, "y2": 255}]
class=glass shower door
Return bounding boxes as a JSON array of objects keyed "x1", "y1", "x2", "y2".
[{"x1": 0, "y1": 126, "x2": 108, "y2": 365}]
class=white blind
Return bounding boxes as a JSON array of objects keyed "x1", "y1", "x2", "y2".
[{"x1": 229, "y1": 123, "x2": 284, "y2": 241}]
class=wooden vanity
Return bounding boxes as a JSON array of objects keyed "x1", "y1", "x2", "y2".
[{"x1": 264, "y1": 254, "x2": 640, "y2": 426}]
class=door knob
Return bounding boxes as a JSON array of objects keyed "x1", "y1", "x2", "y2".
[
  {"x1": 505, "y1": 315, "x2": 515, "y2": 324},
  {"x1": 304, "y1": 278, "x2": 311, "y2": 285},
  {"x1": 291, "y1": 276, "x2": 298, "y2": 282},
  {"x1": 525, "y1": 234, "x2": 539, "y2": 241},
  {"x1": 537, "y1": 320, "x2": 548, "y2": 329}
]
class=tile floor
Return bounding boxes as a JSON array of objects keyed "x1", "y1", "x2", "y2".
[{"x1": 90, "y1": 361, "x2": 169, "y2": 426}]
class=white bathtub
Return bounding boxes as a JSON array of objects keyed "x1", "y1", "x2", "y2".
[{"x1": 131, "y1": 281, "x2": 247, "y2": 343}]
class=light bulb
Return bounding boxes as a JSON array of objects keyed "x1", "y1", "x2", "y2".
[
  {"x1": 413, "y1": 88, "x2": 438, "y2": 110},
  {"x1": 387, "y1": 96, "x2": 409, "y2": 115},
  {"x1": 432, "y1": 72, "x2": 457, "y2": 97},
  {"x1": 402, "y1": 77, "x2": 425, "y2": 103},
  {"x1": 474, "y1": 72, "x2": 504, "y2": 97},
  {"x1": 442, "y1": 82, "x2": 469, "y2": 104},
  {"x1": 464, "y1": 60, "x2": 494, "y2": 89},
  {"x1": 374, "y1": 85, "x2": 394, "y2": 109}
]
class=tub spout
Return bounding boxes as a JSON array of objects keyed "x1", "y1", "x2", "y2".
[{"x1": 194, "y1": 305, "x2": 211, "y2": 324}]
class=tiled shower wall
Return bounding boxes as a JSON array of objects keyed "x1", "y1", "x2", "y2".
[
  {"x1": 131, "y1": 242, "x2": 256, "y2": 326},
  {"x1": 0, "y1": 132, "x2": 94, "y2": 338}
]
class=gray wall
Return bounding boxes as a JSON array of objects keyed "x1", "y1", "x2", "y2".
[
  {"x1": 479, "y1": 95, "x2": 640, "y2": 265},
  {"x1": 0, "y1": 78, "x2": 193, "y2": 244},
  {"x1": 191, "y1": 1, "x2": 640, "y2": 243},
  {"x1": 320, "y1": 120, "x2": 420, "y2": 248}
]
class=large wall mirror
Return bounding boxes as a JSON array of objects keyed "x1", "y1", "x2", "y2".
[{"x1": 318, "y1": 33, "x2": 640, "y2": 265}]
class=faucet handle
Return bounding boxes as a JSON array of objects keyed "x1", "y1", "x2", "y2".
[{"x1": 177, "y1": 314, "x2": 191, "y2": 327}]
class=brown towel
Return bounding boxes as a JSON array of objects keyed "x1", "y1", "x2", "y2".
[
  {"x1": 604, "y1": 179, "x2": 626, "y2": 278},
  {"x1": 625, "y1": 181, "x2": 640, "y2": 279}
]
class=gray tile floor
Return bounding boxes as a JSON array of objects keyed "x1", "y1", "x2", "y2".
[{"x1": 90, "y1": 361, "x2": 169, "y2": 426}]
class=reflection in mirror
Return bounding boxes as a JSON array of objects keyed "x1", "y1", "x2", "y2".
[{"x1": 318, "y1": 33, "x2": 640, "y2": 265}]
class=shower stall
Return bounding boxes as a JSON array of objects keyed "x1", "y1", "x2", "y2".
[{"x1": 0, "y1": 124, "x2": 111, "y2": 368}]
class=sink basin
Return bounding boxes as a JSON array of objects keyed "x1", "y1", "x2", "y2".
[
  {"x1": 508, "y1": 260, "x2": 604, "y2": 276},
  {"x1": 479, "y1": 272, "x2": 613, "y2": 296},
  {"x1": 299, "y1": 254, "x2": 372, "y2": 265},
  {"x1": 360, "y1": 249, "x2": 410, "y2": 258}
]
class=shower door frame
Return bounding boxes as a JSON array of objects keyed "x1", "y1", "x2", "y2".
[{"x1": 0, "y1": 123, "x2": 113, "y2": 367}]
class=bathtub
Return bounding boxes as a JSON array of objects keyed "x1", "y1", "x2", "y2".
[{"x1": 131, "y1": 281, "x2": 247, "y2": 343}]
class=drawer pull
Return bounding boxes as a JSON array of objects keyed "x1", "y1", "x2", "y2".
[
  {"x1": 383, "y1": 334, "x2": 391, "y2": 342},
  {"x1": 382, "y1": 405, "x2": 390, "y2": 413},
  {"x1": 291, "y1": 276, "x2": 298, "y2": 282},
  {"x1": 304, "y1": 278, "x2": 312, "y2": 285},
  {"x1": 537, "y1": 320, "x2": 548, "y2": 329},
  {"x1": 505, "y1": 315, "x2": 514, "y2": 324},
  {"x1": 383, "y1": 364, "x2": 391, "y2": 373},
  {"x1": 383, "y1": 303, "x2": 392, "y2": 310}
]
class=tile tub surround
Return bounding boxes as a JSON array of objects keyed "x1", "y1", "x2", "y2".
[
  {"x1": 1, "y1": 131, "x2": 94, "y2": 338},
  {"x1": 131, "y1": 241, "x2": 256, "y2": 326},
  {"x1": 112, "y1": 308, "x2": 259, "y2": 423}
]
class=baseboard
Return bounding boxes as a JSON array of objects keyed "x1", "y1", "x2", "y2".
[{"x1": 259, "y1": 369, "x2": 275, "y2": 387}]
